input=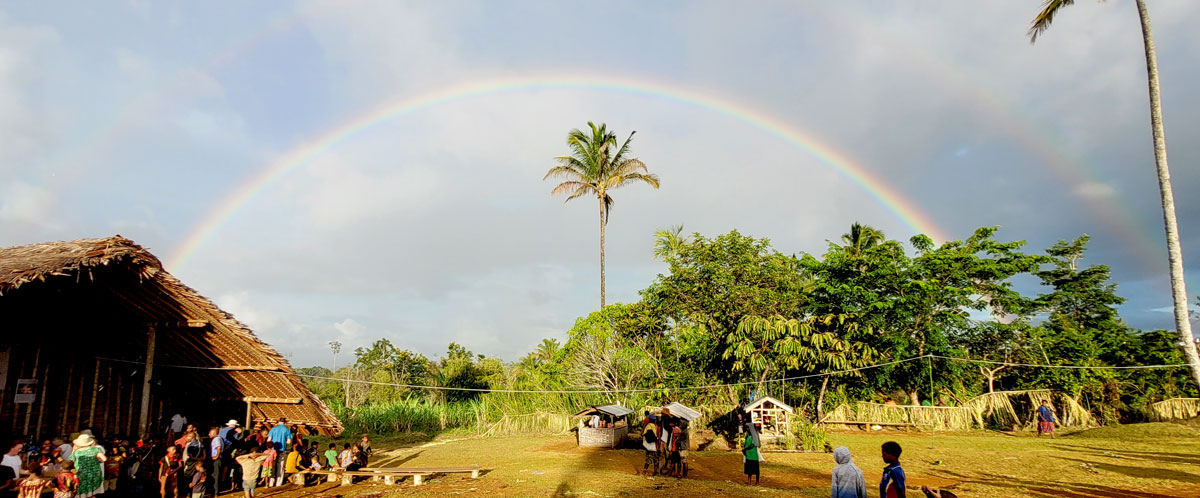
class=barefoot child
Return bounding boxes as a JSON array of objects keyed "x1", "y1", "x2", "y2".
[
  {"x1": 236, "y1": 447, "x2": 268, "y2": 498},
  {"x1": 640, "y1": 415, "x2": 659, "y2": 476},
  {"x1": 54, "y1": 461, "x2": 80, "y2": 498},
  {"x1": 880, "y1": 441, "x2": 906, "y2": 498},
  {"x1": 187, "y1": 461, "x2": 206, "y2": 498}
]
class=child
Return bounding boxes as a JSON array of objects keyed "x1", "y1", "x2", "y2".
[
  {"x1": 742, "y1": 422, "x2": 760, "y2": 486},
  {"x1": 188, "y1": 461, "x2": 206, "y2": 498},
  {"x1": 283, "y1": 444, "x2": 303, "y2": 486},
  {"x1": 880, "y1": 441, "x2": 906, "y2": 498},
  {"x1": 104, "y1": 446, "x2": 122, "y2": 492},
  {"x1": 667, "y1": 421, "x2": 683, "y2": 477},
  {"x1": 259, "y1": 445, "x2": 277, "y2": 487},
  {"x1": 641, "y1": 416, "x2": 659, "y2": 476},
  {"x1": 54, "y1": 461, "x2": 80, "y2": 498},
  {"x1": 831, "y1": 446, "x2": 866, "y2": 498},
  {"x1": 236, "y1": 447, "x2": 268, "y2": 498},
  {"x1": 323, "y1": 444, "x2": 338, "y2": 469},
  {"x1": 18, "y1": 464, "x2": 51, "y2": 498},
  {"x1": 337, "y1": 444, "x2": 353, "y2": 470}
]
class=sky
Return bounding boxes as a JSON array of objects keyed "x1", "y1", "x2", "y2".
[{"x1": 2, "y1": 1, "x2": 1199, "y2": 368}]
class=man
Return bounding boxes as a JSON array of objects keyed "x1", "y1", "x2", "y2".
[
  {"x1": 208, "y1": 427, "x2": 225, "y2": 495},
  {"x1": 1, "y1": 442, "x2": 21, "y2": 481},
  {"x1": 219, "y1": 420, "x2": 243, "y2": 450},
  {"x1": 1036, "y1": 400, "x2": 1058, "y2": 439},
  {"x1": 266, "y1": 418, "x2": 293, "y2": 487},
  {"x1": 55, "y1": 438, "x2": 73, "y2": 461}
]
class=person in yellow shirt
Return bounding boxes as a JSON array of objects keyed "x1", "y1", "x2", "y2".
[{"x1": 283, "y1": 444, "x2": 304, "y2": 484}]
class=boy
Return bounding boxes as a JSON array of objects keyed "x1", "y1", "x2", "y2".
[
  {"x1": 235, "y1": 447, "x2": 268, "y2": 498},
  {"x1": 1036, "y1": 400, "x2": 1057, "y2": 439},
  {"x1": 880, "y1": 441, "x2": 906, "y2": 498},
  {"x1": 188, "y1": 461, "x2": 206, "y2": 498},
  {"x1": 323, "y1": 444, "x2": 338, "y2": 469},
  {"x1": 830, "y1": 446, "x2": 866, "y2": 498},
  {"x1": 641, "y1": 415, "x2": 659, "y2": 476}
]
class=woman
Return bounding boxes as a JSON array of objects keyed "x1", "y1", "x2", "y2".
[
  {"x1": 742, "y1": 422, "x2": 760, "y2": 486},
  {"x1": 158, "y1": 445, "x2": 182, "y2": 498},
  {"x1": 17, "y1": 463, "x2": 50, "y2": 498},
  {"x1": 344, "y1": 444, "x2": 366, "y2": 472},
  {"x1": 68, "y1": 434, "x2": 106, "y2": 498}
]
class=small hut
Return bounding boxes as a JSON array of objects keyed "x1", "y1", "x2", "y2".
[
  {"x1": 661, "y1": 402, "x2": 701, "y2": 422},
  {"x1": 743, "y1": 396, "x2": 792, "y2": 435},
  {"x1": 573, "y1": 404, "x2": 632, "y2": 448}
]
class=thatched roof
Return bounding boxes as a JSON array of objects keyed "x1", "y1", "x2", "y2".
[{"x1": 0, "y1": 236, "x2": 343, "y2": 434}]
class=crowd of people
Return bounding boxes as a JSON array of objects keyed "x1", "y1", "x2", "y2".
[{"x1": 0, "y1": 413, "x2": 375, "y2": 498}]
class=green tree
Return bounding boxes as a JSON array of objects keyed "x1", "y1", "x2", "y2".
[
  {"x1": 642, "y1": 230, "x2": 811, "y2": 383},
  {"x1": 535, "y1": 338, "x2": 561, "y2": 364},
  {"x1": 544, "y1": 122, "x2": 660, "y2": 309},
  {"x1": 729, "y1": 314, "x2": 876, "y2": 418},
  {"x1": 840, "y1": 222, "x2": 884, "y2": 257},
  {"x1": 562, "y1": 304, "x2": 657, "y2": 402},
  {"x1": 1029, "y1": 0, "x2": 1200, "y2": 390}
]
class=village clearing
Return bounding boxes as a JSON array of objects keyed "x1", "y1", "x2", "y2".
[{"x1": 266, "y1": 422, "x2": 1200, "y2": 498}]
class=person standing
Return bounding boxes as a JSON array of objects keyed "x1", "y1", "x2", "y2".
[
  {"x1": 208, "y1": 427, "x2": 224, "y2": 495},
  {"x1": 640, "y1": 416, "x2": 659, "y2": 476},
  {"x1": 158, "y1": 446, "x2": 182, "y2": 498},
  {"x1": 742, "y1": 423, "x2": 760, "y2": 486},
  {"x1": 830, "y1": 446, "x2": 867, "y2": 498},
  {"x1": 359, "y1": 435, "x2": 372, "y2": 459},
  {"x1": 265, "y1": 420, "x2": 292, "y2": 487},
  {"x1": 880, "y1": 441, "x2": 906, "y2": 498},
  {"x1": 234, "y1": 448, "x2": 267, "y2": 498},
  {"x1": 1036, "y1": 400, "x2": 1058, "y2": 439},
  {"x1": 53, "y1": 461, "x2": 80, "y2": 498},
  {"x1": 187, "y1": 462, "x2": 206, "y2": 498},
  {"x1": 68, "y1": 434, "x2": 107, "y2": 498}
]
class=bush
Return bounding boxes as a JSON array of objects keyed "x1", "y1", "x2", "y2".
[{"x1": 788, "y1": 419, "x2": 830, "y2": 451}]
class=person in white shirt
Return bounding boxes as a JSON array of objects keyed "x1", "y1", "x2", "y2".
[{"x1": 1, "y1": 441, "x2": 22, "y2": 478}]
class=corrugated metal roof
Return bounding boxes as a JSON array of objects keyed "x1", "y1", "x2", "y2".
[
  {"x1": 574, "y1": 404, "x2": 634, "y2": 417},
  {"x1": 662, "y1": 402, "x2": 702, "y2": 421}
]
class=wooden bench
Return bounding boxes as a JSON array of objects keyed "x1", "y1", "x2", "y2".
[{"x1": 293, "y1": 466, "x2": 482, "y2": 486}]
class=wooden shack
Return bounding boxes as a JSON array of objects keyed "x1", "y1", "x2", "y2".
[
  {"x1": 0, "y1": 236, "x2": 343, "y2": 441},
  {"x1": 743, "y1": 396, "x2": 792, "y2": 434},
  {"x1": 572, "y1": 404, "x2": 632, "y2": 448}
]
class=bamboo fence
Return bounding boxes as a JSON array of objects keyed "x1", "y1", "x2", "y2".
[{"x1": 1148, "y1": 398, "x2": 1200, "y2": 422}]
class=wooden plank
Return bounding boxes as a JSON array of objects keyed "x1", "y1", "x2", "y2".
[
  {"x1": 23, "y1": 345, "x2": 41, "y2": 434},
  {"x1": 88, "y1": 359, "x2": 100, "y2": 427},
  {"x1": 34, "y1": 350, "x2": 50, "y2": 439},
  {"x1": 138, "y1": 326, "x2": 156, "y2": 436}
]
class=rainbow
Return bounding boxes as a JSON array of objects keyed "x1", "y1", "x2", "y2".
[{"x1": 166, "y1": 75, "x2": 950, "y2": 270}]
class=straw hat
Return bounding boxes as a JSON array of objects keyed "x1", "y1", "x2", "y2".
[
  {"x1": 73, "y1": 434, "x2": 95, "y2": 447},
  {"x1": 226, "y1": 420, "x2": 239, "y2": 427}
]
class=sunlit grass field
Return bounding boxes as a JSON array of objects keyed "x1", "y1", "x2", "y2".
[{"x1": 289, "y1": 421, "x2": 1200, "y2": 497}]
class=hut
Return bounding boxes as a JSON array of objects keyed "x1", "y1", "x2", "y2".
[
  {"x1": 743, "y1": 396, "x2": 792, "y2": 435},
  {"x1": 572, "y1": 404, "x2": 632, "y2": 448},
  {"x1": 0, "y1": 236, "x2": 343, "y2": 441}
]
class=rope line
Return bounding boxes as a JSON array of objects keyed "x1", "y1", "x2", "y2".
[{"x1": 96, "y1": 353, "x2": 1191, "y2": 394}]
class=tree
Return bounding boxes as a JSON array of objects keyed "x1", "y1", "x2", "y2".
[
  {"x1": 840, "y1": 222, "x2": 884, "y2": 257},
  {"x1": 1029, "y1": 0, "x2": 1200, "y2": 390},
  {"x1": 535, "y1": 338, "x2": 561, "y2": 364},
  {"x1": 642, "y1": 230, "x2": 812, "y2": 383},
  {"x1": 544, "y1": 122, "x2": 660, "y2": 309},
  {"x1": 729, "y1": 314, "x2": 876, "y2": 418},
  {"x1": 562, "y1": 304, "x2": 657, "y2": 401}
]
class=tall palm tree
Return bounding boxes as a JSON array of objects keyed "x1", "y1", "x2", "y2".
[
  {"x1": 1029, "y1": 0, "x2": 1200, "y2": 388},
  {"x1": 840, "y1": 223, "x2": 885, "y2": 257},
  {"x1": 544, "y1": 122, "x2": 660, "y2": 309}
]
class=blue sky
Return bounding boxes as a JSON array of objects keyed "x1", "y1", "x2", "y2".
[{"x1": 2, "y1": 1, "x2": 1199, "y2": 367}]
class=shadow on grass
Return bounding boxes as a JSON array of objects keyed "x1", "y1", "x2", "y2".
[
  {"x1": 1049, "y1": 443, "x2": 1200, "y2": 466},
  {"x1": 964, "y1": 471, "x2": 1195, "y2": 498},
  {"x1": 367, "y1": 449, "x2": 423, "y2": 468},
  {"x1": 1056, "y1": 456, "x2": 1200, "y2": 483}
]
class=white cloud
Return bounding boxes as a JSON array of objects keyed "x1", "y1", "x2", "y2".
[
  {"x1": 0, "y1": 181, "x2": 57, "y2": 227},
  {"x1": 215, "y1": 291, "x2": 281, "y2": 331}
]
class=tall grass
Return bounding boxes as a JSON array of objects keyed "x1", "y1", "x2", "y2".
[{"x1": 1148, "y1": 398, "x2": 1200, "y2": 422}]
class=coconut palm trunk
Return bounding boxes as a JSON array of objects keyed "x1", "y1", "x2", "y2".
[
  {"x1": 1136, "y1": 0, "x2": 1200, "y2": 387},
  {"x1": 599, "y1": 198, "x2": 607, "y2": 309}
]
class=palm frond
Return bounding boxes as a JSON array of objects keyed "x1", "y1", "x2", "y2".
[
  {"x1": 1028, "y1": 0, "x2": 1076, "y2": 44},
  {"x1": 564, "y1": 184, "x2": 594, "y2": 202},
  {"x1": 550, "y1": 181, "x2": 594, "y2": 197},
  {"x1": 602, "y1": 194, "x2": 614, "y2": 224},
  {"x1": 606, "y1": 172, "x2": 660, "y2": 190},
  {"x1": 543, "y1": 164, "x2": 588, "y2": 181},
  {"x1": 610, "y1": 158, "x2": 649, "y2": 177},
  {"x1": 610, "y1": 132, "x2": 637, "y2": 166}
]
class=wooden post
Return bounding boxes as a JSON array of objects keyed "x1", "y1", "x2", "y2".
[
  {"x1": 23, "y1": 346, "x2": 42, "y2": 435},
  {"x1": 34, "y1": 355, "x2": 49, "y2": 440},
  {"x1": 245, "y1": 400, "x2": 253, "y2": 429},
  {"x1": 126, "y1": 367, "x2": 136, "y2": 436},
  {"x1": 88, "y1": 359, "x2": 100, "y2": 428},
  {"x1": 138, "y1": 326, "x2": 156, "y2": 436},
  {"x1": 59, "y1": 359, "x2": 74, "y2": 435},
  {"x1": 78, "y1": 360, "x2": 93, "y2": 431},
  {"x1": 102, "y1": 367, "x2": 113, "y2": 435}
]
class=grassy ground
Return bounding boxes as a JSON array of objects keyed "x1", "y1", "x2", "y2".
[{"x1": 264, "y1": 422, "x2": 1200, "y2": 497}]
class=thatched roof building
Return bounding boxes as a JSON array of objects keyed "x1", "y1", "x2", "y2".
[{"x1": 0, "y1": 236, "x2": 342, "y2": 439}]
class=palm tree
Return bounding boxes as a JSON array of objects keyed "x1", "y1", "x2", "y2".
[
  {"x1": 840, "y1": 223, "x2": 884, "y2": 257},
  {"x1": 1029, "y1": 0, "x2": 1200, "y2": 388},
  {"x1": 653, "y1": 225, "x2": 688, "y2": 261},
  {"x1": 536, "y1": 338, "x2": 560, "y2": 364},
  {"x1": 544, "y1": 122, "x2": 660, "y2": 309}
]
